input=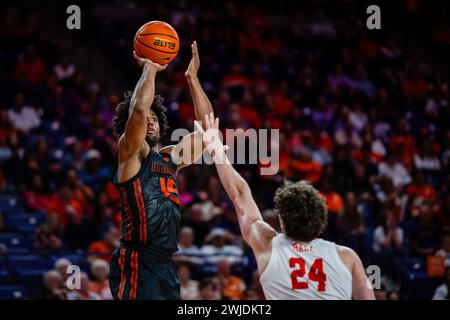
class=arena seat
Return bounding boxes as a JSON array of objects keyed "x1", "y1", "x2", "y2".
[
  {"x1": 0, "y1": 195, "x2": 21, "y2": 210},
  {"x1": 0, "y1": 207, "x2": 26, "y2": 215},
  {"x1": 0, "y1": 234, "x2": 29, "y2": 254},
  {"x1": 400, "y1": 257, "x2": 427, "y2": 276},
  {"x1": 396, "y1": 258, "x2": 432, "y2": 299},
  {"x1": 0, "y1": 257, "x2": 10, "y2": 283},
  {"x1": 5, "y1": 213, "x2": 45, "y2": 234},
  {"x1": 7, "y1": 255, "x2": 52, "y2": 285},
  {"x1": 0, "y1": 285, "x2": 28, "y2": 300},
  {"x1": 49, "y1": 254, "x2": 90, "y2": 272}
]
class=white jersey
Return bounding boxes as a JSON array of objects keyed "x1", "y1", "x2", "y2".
[{"x1": 260, "y1": 234, "x2": 352, "y2": 300}]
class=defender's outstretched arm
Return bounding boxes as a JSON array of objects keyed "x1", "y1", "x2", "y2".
[{"x1": 194, "y1": 114, "x2": 277, "y2": 251}]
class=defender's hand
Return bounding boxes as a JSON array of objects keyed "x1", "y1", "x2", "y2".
[
  {"x1": 185, "y1": 41, "x2": 200, "y2": 80},
  {"x1": 133, "y1": 51, "x2": 167, "y2": 72},
  {"x1": 194, "y1": 113, "x2": 229, "y2": 160}
]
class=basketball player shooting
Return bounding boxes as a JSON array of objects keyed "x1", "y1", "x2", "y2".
[
  {"x1": 109, "y1": 41, "x2": 212, "y2": 300},
  {"x1": 194, "y1": 113, "x2": 375, "y2": 300}
]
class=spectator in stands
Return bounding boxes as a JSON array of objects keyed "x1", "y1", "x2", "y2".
[
  {"x1": 66, "y1": 272, "x2": 101, "y2": 300},
  {"x1": 217, "y1": 259, "x2": 246, "y2": 300},
  {"x1": 319, "y1": 178, "x2": 344, "y2": 215},
  {"x1": 94, "y1": 190, "x2": 117, "y2": 229},
  {"x1": 63, "y1": 206, "x2": 98, "y2": 251},
  {"x1": 23, "y1": 173, "x2": 52, "y2": 212},
  {"x1": 407, "y1": 171, "x2": 437, "y2": 202},
  {"x1": 288, "y1": 147, "x2": 322, "y2": 183},
  {"x1": 312, "y1": 95, "x2": 335, "y2": 132},
  {"x1": 14, "y1": 45, "x2": 47, "y2": 86},
  {"x1": 336, "y1": 192, "x2": 367, "y2": 261},
  {"x1": 347, "y1": 163, "x2": 373, "y2": 195},
  {"x1": 334, "y1": 111, "x2": 363, "y2": 148},
  {"x1": 34, "y1": 212, "x2": 63, "y2": 253},
  {"x1": 61, "y1": 138, "x2": 85, "y2": 172},
  {"x1": 213, "y1": 205, "x2": 241, "y2": 236},
  {"x1": 197, "y1": 176, "x2": 225, "y2": 222},
  {"x1": 388, "y1": 118, "x2": 416, "y2": 168},
  {"x1": 302, "y1": 129, "x2": 332, "y2": 166},
  {"x1": 87, "y1": 225, "x2": 120, "y2": 263},
  {"x1": 201, "y1": 228, "x2": 245, "y2": 266},
  {"x1": 53, "y1": 54, "x2": 76, "y2": 82},
  {"x1": 0, "y1": 131, "x2": 12, "y2": 166},
  {"x1": 436, "y1": 234, "x2": 450, "y2": 267},
  {"x1": 66, "y1": 168, "x2": 95, "y2": 218},
  {"x1": 411, "y1": 202, "x2": 441, "y2": 257},
  {"x1": 181, "y1": 203, "x2": 211, "y2": 247},
  {"x1": 373, "y1": 211, "x2": 404, "y2": 254},
  {"x1": 374, "y1": 287, "x2": 388, "y2": 300},
  {"x1": 78, "y1": 149, "x2": 111, "y2": 194},
  {"x1": 54, "y1": 258, "x2": 71, "y2": 283},
  {"x1": 7, "y1": 92, "x2": 41, "y2": 133},
  {"x1": 178, "y1": 262, "x2": 200, "y2": 300},
  {"x1": 387, "y1": 291, "x2": 400, "y2": 300},
  {"x1": 42, "y1": 270, "x2": 67, "y2": 300},
  {"x1": 432, "y1": 267, "x2": 450, "y2": 300},
  {"x1": 47, "y1": 184, "x2": 83, "y2": 226},
  {"x1": 414, "y1": 141, "x2": 441, "y2": 177},
  {"x1": 319, "y1": 178, "x2": 344, "y2": 241},
  {"x1": 89, "y1": 258, "x2": 113, "y2": 300},
  {"x1": 173, "y1": 226, "x2": 203, "y2": 266},
  {"x1": 442, "y1": 131, "x2": 450, "y2": 171},
  {"x1": 440, "y1": 193, "x2": 450, "y2": 232},
  {"x1": 198, "y1": 277, "x2": 222, "y2": 300},
  {"x1": 378, "y1": 153, "x2": 412, "y2": 189},
  {"x1": 242, "y1": 287, "x2": 261, "y2": 300},
  {"x1": 372, "y1": 210, "x2": 404, "y2": 280}
]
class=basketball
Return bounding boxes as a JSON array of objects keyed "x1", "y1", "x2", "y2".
[{"x1": 133, "y1": 21, "x2": 180, "y2": 65}]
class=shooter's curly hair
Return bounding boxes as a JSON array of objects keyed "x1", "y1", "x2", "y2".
[
  {"x1": 274, "y1": 180, "x2": 328, "y2": 242},
  {"x1": 112, "y1": 91, "x2": 169, "y2": 140}
]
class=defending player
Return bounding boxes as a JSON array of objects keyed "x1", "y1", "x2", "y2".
[
  {"x1": 109, "y1": 42, "x2": 212, "y2": 300},
  {"x1": 195, "y1": 113, "x2": 375, "y2": 300}
]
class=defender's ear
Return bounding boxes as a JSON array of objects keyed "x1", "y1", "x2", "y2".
[{"x1": 278, "y1": 215, "x2": 285, "y2": 233}]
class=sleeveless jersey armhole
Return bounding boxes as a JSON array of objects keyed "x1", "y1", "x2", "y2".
[
  {"x1": 114, "y1": 150, "x2": 153, "y2": 187},
  {"x1": 259, "y1": 234, "x2": 280, "y2": 281},
  {"x1": 332, "y1": 244, "x2": 354, "y2": 280}
]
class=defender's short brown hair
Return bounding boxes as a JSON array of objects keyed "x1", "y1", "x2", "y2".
[{"x1": 274, "y1": 180, "x2": 328, "y2": 242}]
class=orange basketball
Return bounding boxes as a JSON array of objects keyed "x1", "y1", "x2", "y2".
[{"x1": 134, "y1": 21, "x2": 179, "y2": 65}]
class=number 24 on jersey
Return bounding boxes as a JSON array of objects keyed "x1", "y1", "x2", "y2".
[{"x1": 289, "y1": 257, "x2": 327, "y2": 292}]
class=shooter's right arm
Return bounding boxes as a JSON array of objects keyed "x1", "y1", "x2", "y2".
[{"x1": 119, "y1": 52, "x2": 166, "y2": 159}]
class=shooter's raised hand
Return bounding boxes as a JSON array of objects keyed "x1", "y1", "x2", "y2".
[{"x1": 185, "y1": 41, "x2": 200, "y2": 80}]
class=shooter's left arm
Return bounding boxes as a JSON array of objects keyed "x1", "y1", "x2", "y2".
[
  {"x1": 171, "y1": 41, "x2": 213, "y2": 170},
  {"x1": 185, "y1": 41, "x2": 214, "y2": 126}
]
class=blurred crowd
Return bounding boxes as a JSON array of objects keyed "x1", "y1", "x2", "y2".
[{"x1": 0, "y1": 0, "x2": 450, "y2": 300}]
